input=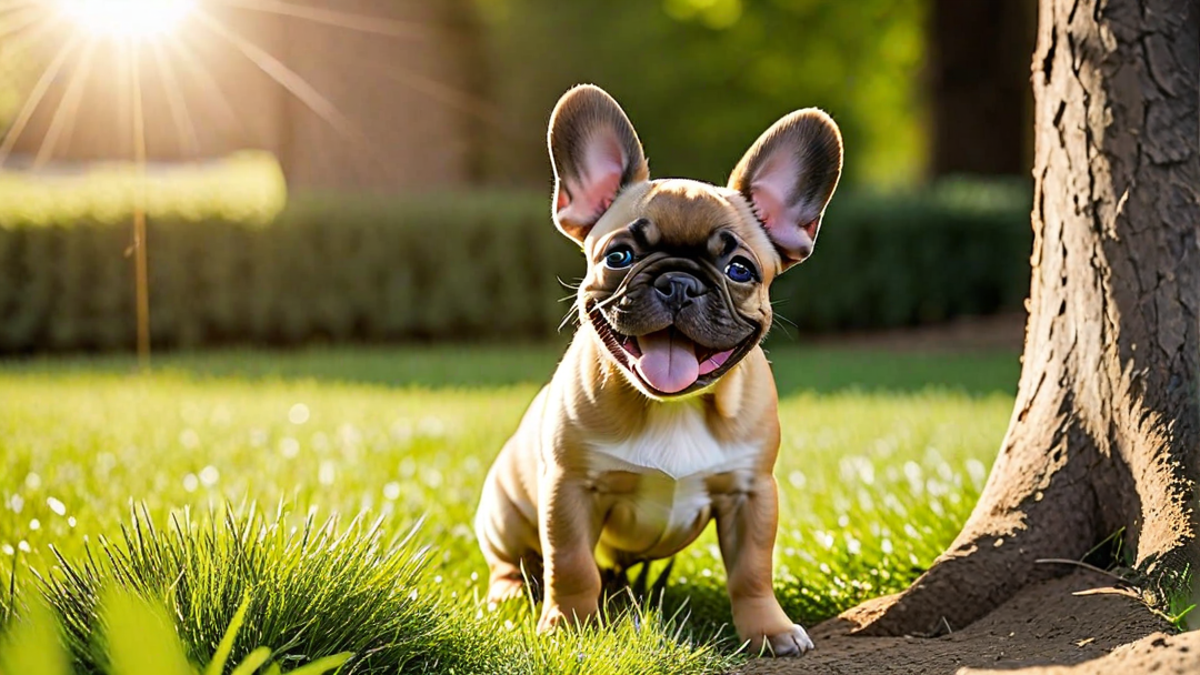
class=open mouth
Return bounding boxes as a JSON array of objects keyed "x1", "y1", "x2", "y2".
[{"x1": 588, "y1": 305, "x2": 760, "y2": 397}]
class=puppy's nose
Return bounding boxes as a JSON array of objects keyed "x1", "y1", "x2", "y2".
[{"x1": 654, "y1": 272, "x2": 705, "y2": 311}]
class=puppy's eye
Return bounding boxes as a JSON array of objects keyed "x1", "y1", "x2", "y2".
[
  {"x1": 604, "y1": 247, "x2": 635, "y2": 269},
  {"x1": 725, "y1": 258, "x2": 758, "y2": 283}
]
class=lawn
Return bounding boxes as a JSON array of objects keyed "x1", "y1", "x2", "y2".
[{"x1": 0, "y1": 345, "x2": 1018, "y2": 674}]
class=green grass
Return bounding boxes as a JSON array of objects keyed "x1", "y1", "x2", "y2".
[{"x1": 0, "y1": 345, "x2": 1018, "y2": 674}]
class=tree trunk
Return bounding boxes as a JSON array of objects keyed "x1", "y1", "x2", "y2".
[
  {"x1": 847, "y1": 0, "x2": 1200, "y2": 637},
  {"x1": 928, "y1": 0, "x2": 1037, "y2": 177}
]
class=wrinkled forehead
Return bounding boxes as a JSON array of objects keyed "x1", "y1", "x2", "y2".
[{"x1": 587, "y1": 179, "x2": 774, "y2": 256}]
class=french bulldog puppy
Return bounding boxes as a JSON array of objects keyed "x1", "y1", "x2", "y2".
[{"x1": 475, "y1": 84, "x2": 842, "y2": 656}]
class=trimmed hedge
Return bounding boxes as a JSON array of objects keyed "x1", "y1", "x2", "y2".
[
  {"x1": 778, "y1": 180, "x2": 1033, "y2": 332},
  {"x1": 0, "y1": 151, "x2": 287, "y2": 226},
  {"x1": 0, "y1": 181, "x2": 1032, "y2": 353}
]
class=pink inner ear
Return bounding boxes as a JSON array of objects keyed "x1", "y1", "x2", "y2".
[
  {"x1": 556, "y1": 133, "x2": 626, "y2": 228},
  {"x1": 749, "y1": 153, "x2": 815, "y2": 262}
]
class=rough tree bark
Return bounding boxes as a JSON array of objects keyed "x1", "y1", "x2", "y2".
[{"x1": 846, "y1": 0, "x2": 1200, "y2": 637}]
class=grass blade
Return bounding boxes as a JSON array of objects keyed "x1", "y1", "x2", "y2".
[
  {"x1": 102, "y1": 589, "x2": 195, "y2": 675},
  {"x1": 205, "y1": 592, "x2": 253, "y2": 675},
  {"x1": 285, "y1": 652, "x2": 352, "y2": 675},
  {"x1": 0, "y1": 599, "x2": 70, "y2": 675},
  {"x1": 228, "y1": 646, "x2": 272, "y2": 675}
]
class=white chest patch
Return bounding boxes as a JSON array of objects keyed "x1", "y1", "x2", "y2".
[
  {"x1": 588, "y1": 401, "x2": 756, "y2": 479},
  {"x1": 588, "y1": 401, "x2": 761, "y2": 559}
]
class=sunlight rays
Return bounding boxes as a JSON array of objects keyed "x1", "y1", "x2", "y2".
[
  {"x1": 354, "y1": 55, "x2": 506, "y2": 131},
  {"x1": 0, "y1": 0, "x2": 486, "y2": 362},
  {"x1": 0, "y1": 32, "x2": 79, "y2": 166},
  {"x1": 164, "y1": 36, "x2": 251, "y2": 146},
  {"x1": 59, "y1": 0, "x2": 196, "y2": 40},
  {"x1": 32, "y1": 36, "x2": 97, "y2": 168},
  {"x1": 194, "y1": 7, "x2": 363, "y2": 146},
  {"x1": 0, "y1": 0, "x2": 481, "y2": 169},
  {"x1": 0, "y1": 6, "x2": 43, "y2": 42},
  {"x1": 212, "y1": 0, "x2": 428, "y2": 40},
  {"x1": 150, "y1": 40, "x2": 201, "y2": 158},
  {"x1": 0, "y1": 7, "x2": 63, "y2": 65}
]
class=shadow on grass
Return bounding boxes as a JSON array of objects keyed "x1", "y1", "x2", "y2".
[{"x1": 0, "y1": 342, "x2": 1020, "y2": 396}]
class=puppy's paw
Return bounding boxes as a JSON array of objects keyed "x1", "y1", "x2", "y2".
[
  {"x1": 761, "y1": 624, "x2": 814, "y2": 657},
  {"x1": 486, "y1": 577, "x2": 526, "y2": 605},
  {"x1": 536, "y1": 602, "x2": 599, "y2": 634}
]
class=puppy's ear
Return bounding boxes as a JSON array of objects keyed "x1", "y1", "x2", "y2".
[
  {"x1": 548, "y1": 85, "x2": 649, "y2": 243},
  {"x1": 729, "y1": 109, "x2": 842, "y2": 269}
]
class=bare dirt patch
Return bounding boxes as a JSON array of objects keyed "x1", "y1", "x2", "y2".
[{"x1": 736, "y1": 570, "x2": 1189, "y2": 674}]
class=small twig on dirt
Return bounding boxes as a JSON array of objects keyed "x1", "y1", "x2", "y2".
[
  {"x1": 1035, "y1": 557, "x2": 1132, "y2": 584},
  {"x1": 910, "y1": 615, "x2": 954, "y2": 639}
]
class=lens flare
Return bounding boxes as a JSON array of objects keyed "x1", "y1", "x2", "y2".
[{"x1": 59, "y1": 0, "x2": 196, "y2": 40}]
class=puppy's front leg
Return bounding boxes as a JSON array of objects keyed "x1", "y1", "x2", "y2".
[
  {"x1": 715, "y1": 473, "x2": 814, "y2": 657},
  {"x1": 536, "y1": 467, "x2": 603, "y2": 633}
]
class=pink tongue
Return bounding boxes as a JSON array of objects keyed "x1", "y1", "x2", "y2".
[{"x1": 634, "y1": 329, "x2": 700, "y2": 394}]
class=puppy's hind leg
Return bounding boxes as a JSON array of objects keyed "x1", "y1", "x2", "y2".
[
  {"x1": 475, "y1": 470, "x2": 542, "y2": 604},
  {"x1": 483, "y1": 553, "x2": 542, "y2": 604},
  {"x1": 481, "y1": 555, "x2": 527, "y2": 604}
]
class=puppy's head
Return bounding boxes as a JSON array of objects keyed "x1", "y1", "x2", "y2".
[{"x1": 549, "y1": 85, "x2": 842, "y2": 399}]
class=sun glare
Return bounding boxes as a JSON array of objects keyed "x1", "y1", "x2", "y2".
[{"x1": 59, "y1": 0, "x2": 196, "y2": 40}]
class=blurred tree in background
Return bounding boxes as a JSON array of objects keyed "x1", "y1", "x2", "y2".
[
  {"x1": 474, "y1": 0, "x2": 927, "y2": 189},
  {"x1": 927, "y1": 0, "x2": 1036, "y2": 177}
]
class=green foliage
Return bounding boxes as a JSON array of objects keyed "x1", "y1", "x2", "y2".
[
  {"x1": 0, "y1": 583, "x2": 352, "y2": 675},
  {"x1": 0, "y1": 190, "x2": 574, "y2": 352},
  {"x1": 0, "y1": 151, "x2": 290, "y2": 350},
  {"x1": 0, "y1": 599, "x2": 70, "y2": 675},
  {"x1": 204, "y1": 593, "x2": 253, "y2": 675},
  {"x1": 41, "y1": 509, "x2": 438, "y2": 674},
  {"x1": 101, "y1": 590, "x2": 194, "y2": 675},
  {"x1": 474, "y1": 0, "x2": 927, "y2": 188},
  {"x1": 0, "y1": 183, "x2": 1030, "y2": 353},
  {"x1": 774, "y1": 178, "x2": 1033, "y2": 332},
  {"x1": 0, "y1": 151, "x2": 286, "y2": 226}
]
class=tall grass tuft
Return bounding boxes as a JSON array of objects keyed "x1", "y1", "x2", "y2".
[
  {"x1": 0, "y1": 588, "x2": 350, "y2": 675},
  {"x1": 35, "y1": 505, "x2": 442, "y2": 674}
]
